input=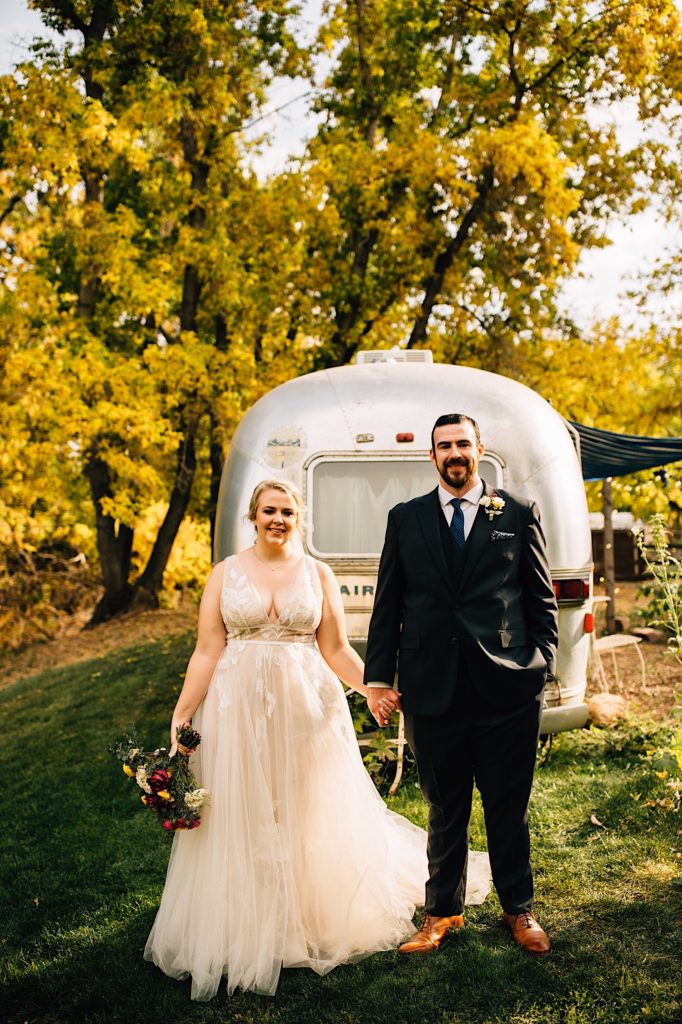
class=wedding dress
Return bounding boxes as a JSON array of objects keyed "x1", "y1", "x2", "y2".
[{"x1": 144, "y1": 554, "x2": 491, "y2": 999}]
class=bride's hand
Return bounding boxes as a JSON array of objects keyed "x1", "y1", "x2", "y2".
[
  {"x1": 169, "y1": 717, "x2": 191, "y2": 757},
  {"x1": 367, "y1": 687, "x2": 401, "y2": 727}
]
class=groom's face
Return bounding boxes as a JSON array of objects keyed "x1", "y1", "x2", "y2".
[{"x1": 430, "y1": 422, "x2": 485, "y2": 493}]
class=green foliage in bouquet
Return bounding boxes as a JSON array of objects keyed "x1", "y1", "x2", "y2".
[{"x1": 111, "y1": 724, "x2": 208, "y2": 833}]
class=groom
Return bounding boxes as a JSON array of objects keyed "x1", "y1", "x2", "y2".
[{"x1": 364, "y1": 413, "x2": 558, "y2": 956}]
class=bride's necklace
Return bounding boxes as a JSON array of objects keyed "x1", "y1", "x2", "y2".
[{"x1": 252, "y1": 547, "x2": 294, "y2": 573}]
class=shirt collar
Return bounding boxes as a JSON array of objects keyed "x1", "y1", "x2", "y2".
[{"x1": 438, "y1": 479, "x2": 484, "y2": 508}]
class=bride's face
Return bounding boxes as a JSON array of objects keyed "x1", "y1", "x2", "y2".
[{"x1": 254, "y1": 488, "x2": 298, "y2": 548}]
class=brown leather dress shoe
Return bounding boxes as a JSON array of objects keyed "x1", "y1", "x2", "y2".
[
  {"x1": 399, "y1": 913, "x2": 464, "y2": 954},
  {"x1": 503, "y1": 911, "x2": 551, "y2": 956}
]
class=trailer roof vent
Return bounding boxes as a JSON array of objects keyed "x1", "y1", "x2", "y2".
[{"x1": 353, "y1": 348, "x2": 433, "y2": 365}]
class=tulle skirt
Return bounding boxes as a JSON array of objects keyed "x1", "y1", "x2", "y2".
[{"x1": 144, "y1": 638, "x2": 490, "y2": 999}]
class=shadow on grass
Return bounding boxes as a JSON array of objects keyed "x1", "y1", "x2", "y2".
[{"x1": 5, "y1": 892, "x2": 680, "y2": 1024}]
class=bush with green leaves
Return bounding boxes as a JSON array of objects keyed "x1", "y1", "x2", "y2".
[
  {"x1": 636, "y1": 513, "x2": 682, "y2": 661},
  {"x1": 347, "y1": 692, "x2": 416, "y2": 792}
]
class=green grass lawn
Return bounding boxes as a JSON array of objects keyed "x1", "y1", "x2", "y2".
[{"x1": 1, "y1": 634, "x2": 680, "y2": 1024}]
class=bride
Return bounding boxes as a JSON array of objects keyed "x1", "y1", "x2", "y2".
[{"x1": 144, "y1": 479, "x2": 491, "y2": 1000}]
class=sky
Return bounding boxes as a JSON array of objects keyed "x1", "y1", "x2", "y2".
[{"x1": 1, "y1": 0, "x2": 679, "y2": 332}]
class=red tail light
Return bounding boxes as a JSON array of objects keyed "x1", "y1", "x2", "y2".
[
  {"x1": 584, "y1": 612, "x2": 595, "y2": 633},
  {"x1": 552, "y1": 579, "x2": 590, "y2": 603}
]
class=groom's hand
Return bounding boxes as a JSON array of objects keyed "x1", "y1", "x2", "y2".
[{"x1": 367, "y1": 686, "x2": 401, "y2": 727}]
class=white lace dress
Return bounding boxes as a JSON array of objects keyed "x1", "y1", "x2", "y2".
[{"x1": 144, "y1": 554, "x2": 491, "y2": 999}]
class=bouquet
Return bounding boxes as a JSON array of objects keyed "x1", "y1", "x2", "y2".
[{"x1": 111, "y1": 724, "x2": 209, "y2": 833}]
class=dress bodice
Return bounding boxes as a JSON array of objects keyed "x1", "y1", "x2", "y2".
[{"x1": 220, "y1": 553, "x2": 322, "y2": 644}]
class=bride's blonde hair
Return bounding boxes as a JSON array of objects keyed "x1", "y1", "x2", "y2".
[{"x1": 246, "y1": 479, "x2": 306, "y2": 533}]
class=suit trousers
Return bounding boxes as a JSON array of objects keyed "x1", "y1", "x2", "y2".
[{"x1": 404, "y1": 662, "x2": 543, "y2": 917}]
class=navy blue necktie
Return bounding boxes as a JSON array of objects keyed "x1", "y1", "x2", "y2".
[{"x1": 449, "y1": 498, "x2": 465, "y2": 548}]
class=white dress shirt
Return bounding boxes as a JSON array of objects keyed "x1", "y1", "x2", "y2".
[{"x1": 438, "y1": 479, "x2": 484, "y2": 540}]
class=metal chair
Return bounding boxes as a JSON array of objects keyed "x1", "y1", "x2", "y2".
[{"x1": 593, "y1": 632, "x2": 647, "y2": 691}]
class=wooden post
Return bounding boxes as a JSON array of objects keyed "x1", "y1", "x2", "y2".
[{"x1": 602, "y1": 477, "x2": 616, "y2": 634}]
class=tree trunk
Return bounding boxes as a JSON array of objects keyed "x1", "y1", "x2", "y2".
[
  {"x1": 129, "y1": 113, "x2": 208, "y2": 607},
  {"x1": 85, "y1": 455, "x2": 135, "y2": 624},
  {"x1": 180, "y1": 263, "x2": 202, "y2": 332},
  {"x1": 76, "y1": 6, "x2": 119, "y2": 622},
  {"x1": 208, "y1": 315, "x2": 229, "y2": 552},
  {"x1": 209, "y1": 412, "x2": 225, "y2": 555},
  {"x1": 132, "y1": 423, "x2": 198, "y2": 605},
  {"x1": 602, "y1": 477, "x2": 616, "y2": 633}
]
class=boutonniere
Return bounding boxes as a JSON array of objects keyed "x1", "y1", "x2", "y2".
[{"x1": 480, "y1": 493, "x2": 505, "y2": 521}]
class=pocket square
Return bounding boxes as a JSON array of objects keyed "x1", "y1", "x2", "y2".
[{"x1": 490, "y1": 530, "x2": 515, "y2": 541}]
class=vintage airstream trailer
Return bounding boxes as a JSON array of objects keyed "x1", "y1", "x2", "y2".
[{"x1": 215, "y1": 351, "x2": 593, "y2": 733}]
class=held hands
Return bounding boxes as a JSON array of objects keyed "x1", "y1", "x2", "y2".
[{"x1": 367, "y1": 687, "x2": 402, "y2": 728}]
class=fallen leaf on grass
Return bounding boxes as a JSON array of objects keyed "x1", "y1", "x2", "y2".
[
  {"x1": 645, "y1": 797, "x2": 677, "y2": 810},
  {"x1": 590, "y1": 814, "x2": 606, "y2": 828}
]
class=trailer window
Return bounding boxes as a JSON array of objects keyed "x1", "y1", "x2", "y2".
[{"x1": 310, "y1": 458, "x2": 501, "y2": 555}]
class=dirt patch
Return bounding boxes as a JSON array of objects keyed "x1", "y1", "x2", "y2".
[
  {"x1": 587, "y1": 582, "x2": 680, "y2": 722},
  {"x1": 0, "y1": 599, "x2": 197, "y2": 690}
]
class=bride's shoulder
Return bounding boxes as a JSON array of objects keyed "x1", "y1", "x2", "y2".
[
  {"x1": 201, "y1": 559, "x2": 229, "y2": 600},
  {"x1": 208, "y1": 553, "x2": 241, "y2": 583},
  {"x1": 307, "y1": 555, "x2": 334, "y2": 584}
]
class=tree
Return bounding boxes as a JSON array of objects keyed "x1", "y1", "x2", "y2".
[
  {"x1": 2, "y1": 1, "x2": 681, "y2": 629},
  {"x1": 289, "y1": 0, "x2": 681, "y2": 370},
  {"x1": 0, "y1": 1, "x2": 307, "y2": 620},
  {"x1": 519, "y1": 319, "x2": 682, "y2": 519}
]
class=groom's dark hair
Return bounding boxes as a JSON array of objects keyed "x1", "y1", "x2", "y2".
[{"x1": 430, "y1": 414, "x2": 481, "y2": 450}]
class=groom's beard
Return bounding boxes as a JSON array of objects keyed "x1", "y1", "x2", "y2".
[{"x1": 439, "y1": 457, "x2": 475, "y2": 490}]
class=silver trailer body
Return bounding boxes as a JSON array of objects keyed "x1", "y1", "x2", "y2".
[{"x1": 215, "y1": 356, "x2": 592, "y2": 732}]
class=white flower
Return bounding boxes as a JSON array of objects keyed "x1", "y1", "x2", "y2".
[
  {"x1": 135, "y1": 766, "x2": 152, "y2": 794},
  {"x1": 127, "y1": 747, "x2": 140, "y2": 759},
  {"x1": 480, "y1": 494, "x2": 506, "y2": 520},
  {"x1": 184, "y1": 788, "x2": 209, "y2": 810}
]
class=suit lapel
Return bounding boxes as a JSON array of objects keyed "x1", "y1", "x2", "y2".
[
  {"x1": 416, "y1": 488, "x2": 457, "y2": 597},
  {"x1": 456, "y1": 480, "x2": 494, "y2": 594}
]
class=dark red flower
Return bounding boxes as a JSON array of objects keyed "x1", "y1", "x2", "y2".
[
  {"x1": 188, "y1": 818, "x2": 201, "y2": 829},
  {"x1": 162, "y1": 820, "x2": 175, "y2": 831},
  {"x1": 174, "y1": 819, "x2": 188, "y2": 830},
  {"x1": 143, "y1": 793, "x2": 161, "y2": 810},
  {"x1": 148, "y1": 769, "x2": 171, "y2": 793}
]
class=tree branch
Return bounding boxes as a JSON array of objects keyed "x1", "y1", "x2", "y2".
[
  {"x1": 430, "y1": 29, "x2": 458, "y2": 126},
  {"x1": 39, "y1": 0, "x2": 88, "y2": 36},
  {"x1": 0, "y1": 194, "x2": 22, "y2": 225},
  {"x1": 527, "y1": 1, "x2": 632, "y2": 93},
  {"x1": 506, "y1": 17, "x2": 527, "y2": 111},
  {"x1": 406, "y1": 163, "x2": 495, "y2": 349},
  {"x1": 354, "y1": 0, "x2": 379, "y2": 148}
]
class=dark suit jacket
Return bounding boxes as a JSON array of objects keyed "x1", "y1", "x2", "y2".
[{"x1": 364, "y1": 484, "x2": 559, "y2": 715}]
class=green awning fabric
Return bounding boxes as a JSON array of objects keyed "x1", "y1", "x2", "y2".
[{"x1": 569, "y1": 421, "x2": 682, "y2": 481}]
